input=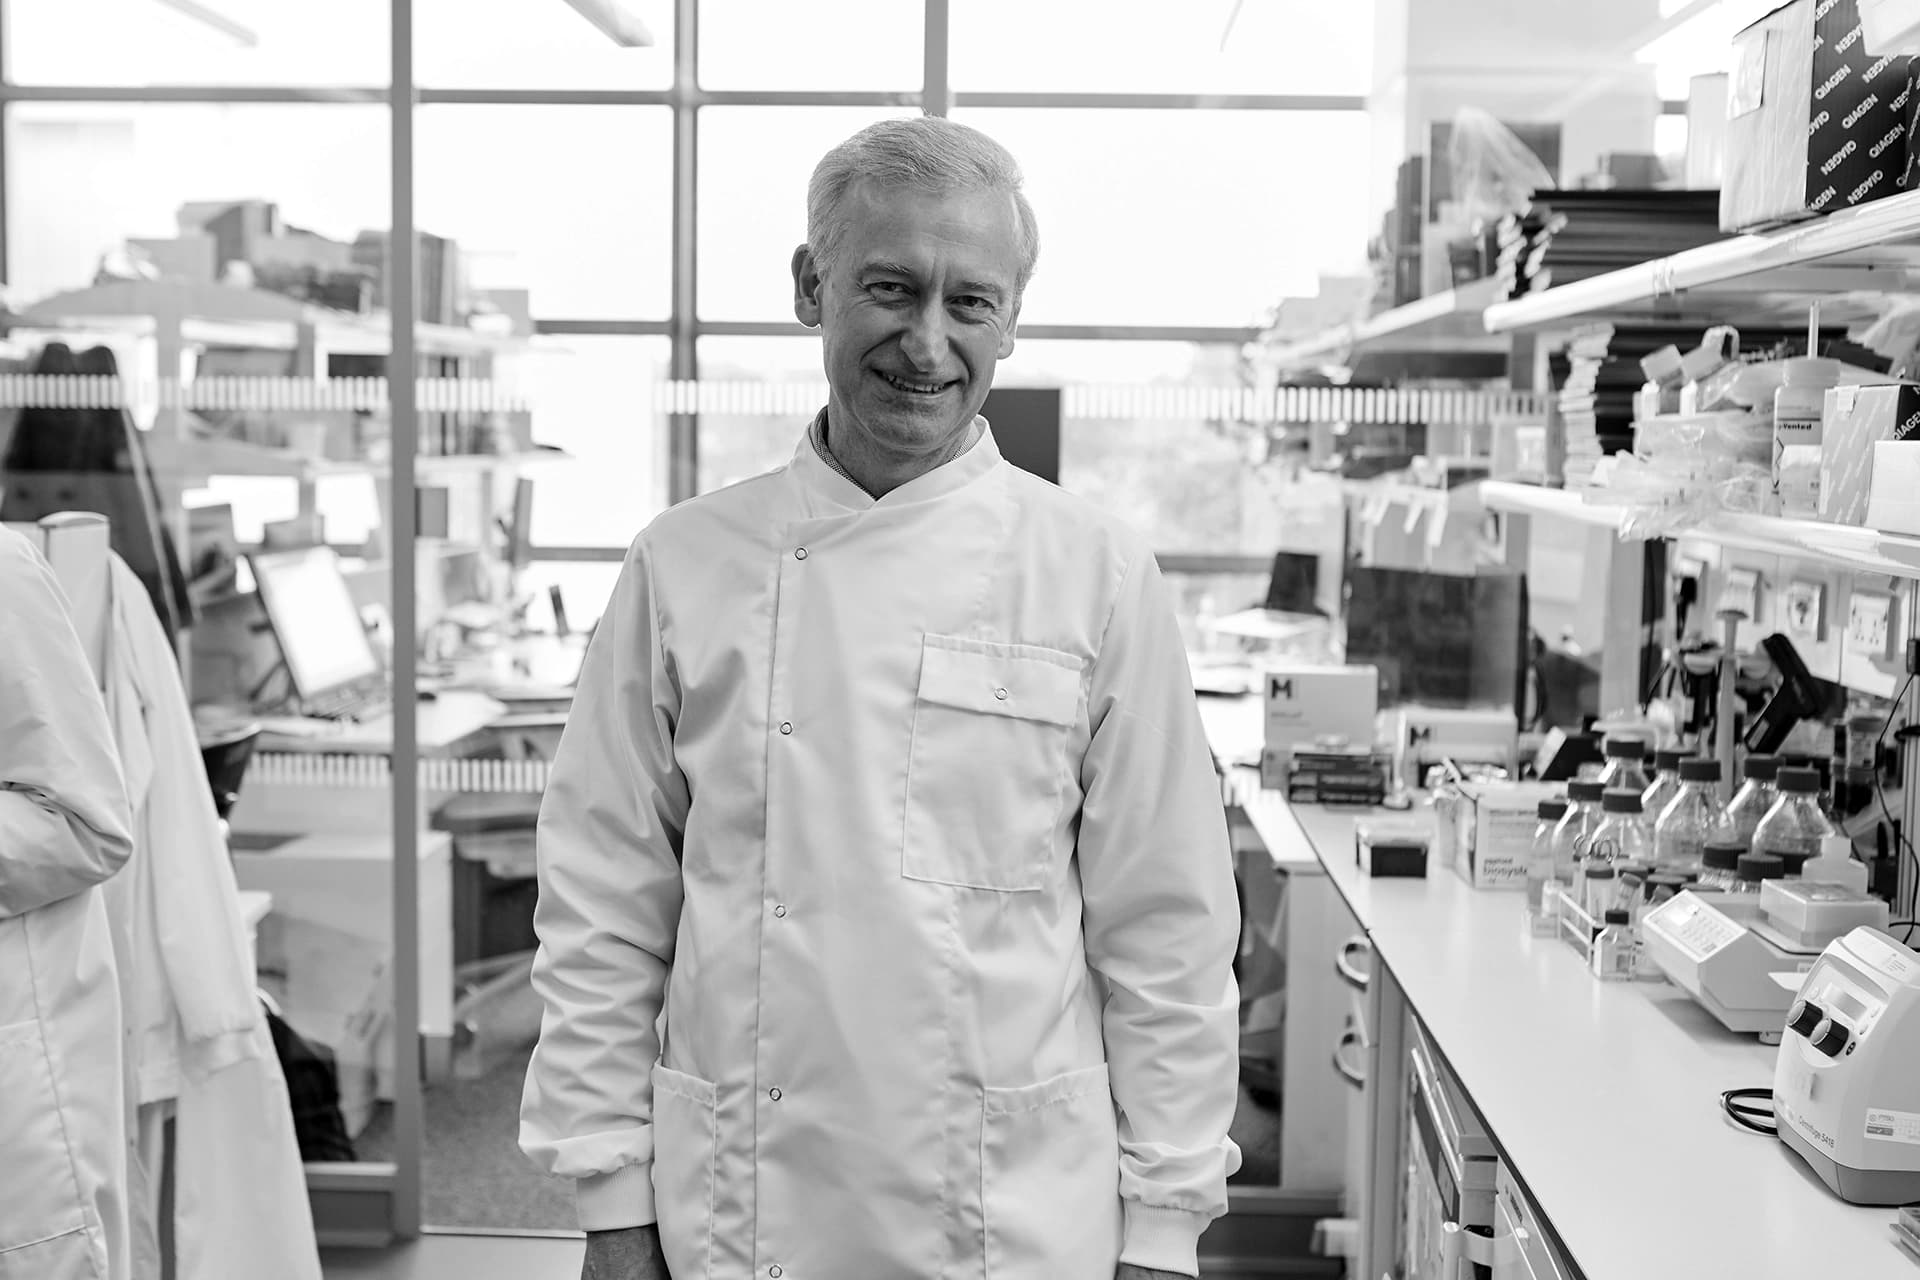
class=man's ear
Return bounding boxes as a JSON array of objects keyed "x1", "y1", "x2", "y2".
[
  {"x1": 793, "y1": 245, "x2": 824, "y2": 327},
  {"x1": 997, "y1": 299, "x2": 1021, "y2": 360}
]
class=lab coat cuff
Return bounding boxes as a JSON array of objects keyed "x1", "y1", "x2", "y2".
[
  {"x1": 575, "y1": 1162, "x2": 657, "y2": 1232},
  {"x1": 1120, "y1": 1203, "x2": 1207, "y2": 1277}
]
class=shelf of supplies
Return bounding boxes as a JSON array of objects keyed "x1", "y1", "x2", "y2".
[
  {"x1": 1265, "y1": 279, "x2": 1504, "y2": 366},
  {"x1": 1483, "y1": 191, "x2": 1920, "y2": 333},
  {"x1": 1479, "y1": 480, "x2": 1920, "y2": 577}
]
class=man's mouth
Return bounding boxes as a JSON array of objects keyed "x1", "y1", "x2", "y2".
[{"x1": 878, "y1": 371, "x2": 955, "y2": 396}]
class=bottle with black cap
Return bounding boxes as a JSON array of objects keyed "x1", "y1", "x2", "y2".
[
  {"x1": 1715, "y1": 754, "x2": 1781, "y2": 849},
  {"x1": 1552, "y1": 779, "x2": 1606, "y2": 894},
  {"x1": 1597, "y1": 736, "x2": 1651, "y2": 794},
  {"x1": 1697, "y1": 839, "x2": 1746, "y2": 891},
  {"x1": 1653, "y1": 757, "x2": 1722, "y2": 875},
  {"x1": 1641, "y1": 747, "x2": 1688, "y2": 825},
  {"x1": 1593, "y1": 907, "x2": 1637, "y2": 982},
  {"x1": 1527, "y1": 796, "x2": 1571, "y2": 934},
  {"x1": 1729, "y1": 851, "x2": 1786, "y2": 894},
  {"x1": 1751, "y1": 766, "x2": 1840, "y2": 877},
  {"x1": 1587, "y1": 788, "x2": 1652, "y2": 876}
]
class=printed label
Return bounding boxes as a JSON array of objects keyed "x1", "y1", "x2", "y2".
[{"x1": 1866, "y1": 1109, "x2": 1920, "y2": 1145}]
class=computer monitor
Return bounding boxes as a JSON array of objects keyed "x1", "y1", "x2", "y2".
[
  {"x1": 1264, "y1": 551, "x2": 1324, "y2": 616},
  {"x1": 249, "y1": 546, "x2": 383, "y2": 707}
]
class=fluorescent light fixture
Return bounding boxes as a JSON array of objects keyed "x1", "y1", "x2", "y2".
[
  {"x1": 560, "y1": 0, "x2": 655, "y2": 47},
  {"x1": 151, "y1": 0, "x2": 258, "y2": 47}
]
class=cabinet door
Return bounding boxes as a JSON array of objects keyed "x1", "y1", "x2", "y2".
[{"x1": 1277, "y1": 871, "x2": 1361, "y2": 1196}]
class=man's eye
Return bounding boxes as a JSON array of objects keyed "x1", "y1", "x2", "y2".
[
  {"x1": 954, "y1": 296, "x2": 993, "y2": 312},
  {"x1": 869, "y1": 281, "x2": 909, "y2": 297}
]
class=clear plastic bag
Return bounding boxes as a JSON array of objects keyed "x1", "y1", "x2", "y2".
[{"x1": 1448, "y1": 107, "x2": 1556, "y2": 226}]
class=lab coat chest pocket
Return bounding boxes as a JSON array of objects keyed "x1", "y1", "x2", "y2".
[
  {"x1": 980, "y1": 1064, "x2": 1122, "y2": 1279},
  {"x1": 0, "y1": 1019, "x2": 94, "y2": 1278},
  {"x1": 650, "y1": 1063, "x2": 718, "y2": 1280},
  {"x1": 904, "y1": 636, "x2": 1083, "y2": 893}
]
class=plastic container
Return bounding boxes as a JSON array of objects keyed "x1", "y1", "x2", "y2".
[
  {"x1": 1641, "y1": 748, "x2": 1687, "y2": 822},
  {"x1": 1586, "y1": 789, "x2": 1653, "y2": 872},
  {"x1": 1653, "y1": 758, "x2": 1722, "y2": 876},
  {"x1": 1597, "y1": 737, "x2": 1652, "y2": 793},
  {"x1": 1752, "y1": 767, "x2": 1839, "y2": 877},
  {"x1": 1526, "y1": 797, "x2": 1571, "y2": 935},
  {"x1": 1593, "y1": 909, "x2": 1638, "y2": 982},
  {"x1": 1801, "y1": 834, "x2": 1871, "y2": 893},
  {"x1": 1731, "y1": 851, "x2": 1786, "y2": 894},
  {"x1": 1716, "y1": 755, "x2": 1781, "y2": 849},
  {"x1": 1553, "y1": 780, "x2": 1606, "y2": 891},
  {"x1": 1581, "y1": 864, "x2": 1620, "y2": 918},
  {"x1": 1772, "y1": 357, "x2": 1840, "y2": 510}
]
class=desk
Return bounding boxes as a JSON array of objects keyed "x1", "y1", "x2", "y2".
[
  {"x1": 256, "y1": 689, "x2": 509, "y2": 756},
  {"x1": 1246, "y1": 796, "x2": 1915, "y2": 1280}
]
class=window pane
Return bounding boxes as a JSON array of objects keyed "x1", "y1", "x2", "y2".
[
  {"x1": 952, "y1": 0, "x2": 1373, "y2": 96},
  {"x1": 9, "y1": 0, "x2": 387, "y2": 87},
  {"x1": 418, "y1": 0, "x2": 675, "y2": 91},
  {"x1": 694, "y1": 336, "x2": 824, "y2": 492},
  {"x1": 998, "y1": 339, "x2": 1241, "y2": 387},
  {"x1": 522, "y1": 336, "x2": 672, "y2": 546},
  {"x1": 698, "y1": 106, "x2": 920, "y2": 321},
  {"x1": 9, "y1": 102, "x2": 389, "y2": 307},
  {"x1": 955, "y1": 108, "x2": 1371, "y2": 327},
  {"x1": 417, "y1": 107, "x2": 671, "y2": 319},
  {"x1": 699, "y1": 0, "x2": 923, "y2": 91}
]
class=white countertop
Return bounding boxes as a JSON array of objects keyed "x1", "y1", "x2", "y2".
[{"x1": 1243, "y1": 795, "x2": 1912, "y2": 1280}]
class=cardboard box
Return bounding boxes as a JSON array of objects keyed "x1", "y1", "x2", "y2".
[
  {"x1": 1721, "y1": 0, "x2": 1914, "y2": 232},
  {"x1": 1823, "y1": 383, "x2": 1920, "y2": 523},
  {"x1": 1438, "y1": 781, "x2": 1564, "y2": 891},
  {"x1": 1867, "y1": 438, "x2": 1920, "y2": 532},
  {"x1": 1260, "y1": 664, "x2": 1378, "y2": 788}
]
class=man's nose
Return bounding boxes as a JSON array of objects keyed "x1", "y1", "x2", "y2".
[{"x1": 899, "y1": 302, "x2": 951, "y2": 372}]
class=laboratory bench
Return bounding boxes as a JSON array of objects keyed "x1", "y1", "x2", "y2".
[{"x1": 1225, "y1": 760, "x2": 1916, "y2": 1278}]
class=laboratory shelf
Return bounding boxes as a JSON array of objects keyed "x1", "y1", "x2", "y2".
[
  {"x1": 1480, "y1": 479, "x2": 1920, "y2": 578},
  {"x1": 1263, "y1": 278, "x2": 1505, "y2": 367},
  {"x1": 1483, "y1": 189, "x2": 1920, "y2": 333}
]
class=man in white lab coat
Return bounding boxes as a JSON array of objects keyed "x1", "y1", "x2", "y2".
[{"x1": 522, "y1": 116, "x2": 1242, "y2": 1280}]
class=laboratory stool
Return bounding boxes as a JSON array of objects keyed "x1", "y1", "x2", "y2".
[{"x1": 432, "y1": 791, "x2": 543, "y2": 1078}]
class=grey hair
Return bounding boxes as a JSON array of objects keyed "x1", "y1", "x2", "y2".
[{"x1": 806, "y1": 115, "x2": 1040, "y2": 298}]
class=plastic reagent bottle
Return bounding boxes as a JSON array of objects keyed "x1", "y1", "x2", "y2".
[
  {"x1": 1527, "y1": 797, "x2": 1571, "y2": 934},
  {"x1": 1800, "y1": 833, "x2": 1871, "y2": 893},
  {"x1": 1641, "y1": 748, "x2": 1687, "y2": 825},
  {"x1": 1593, "y1": 909, "x2": 1638, "y2": 982},
  {"x1": 1717, "y1": 755, "x2": 1781, "y2": 849},
  {"x1": 1697, "y1": 840, "x2": 1746, "y2": 891},
  {"x1": 1598, "y1": 737, "x2": 1652, "y2": 794},
  {"x1": 1751, "y1": 766, "x2": 1839, "y2": 877},
  {"x1": 1579, "y1": 864, "x2": 1618, "y2": 919},
  {"x1": 1553, "y1": 780, "x2": 1606, "y2": 895},
  {"x1": 1654, "y1": 758, "x2": 1723, "y2": 876}
]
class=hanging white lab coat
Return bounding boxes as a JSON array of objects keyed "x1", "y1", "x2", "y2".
[
  {"x1": 101, "y1": 555, "x2": 320, "y2": 1280},
  {"x1": 0, "y1": 526, "x2": 135, "y2": 1280},
  {"x1": 523, "y1": 421, "x2": 1242, "y2": 1280}
]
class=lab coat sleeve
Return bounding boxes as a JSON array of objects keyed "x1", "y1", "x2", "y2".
[
  {"x1": 520, "y1": 534, "x2": 688, "y2": 1232},
  {"x1": 1078, "y1": 547, "x2": 1241, "y2": 1278},
  {"x1": 0, "y1": 529, "x2": 133, "y2": 918}
]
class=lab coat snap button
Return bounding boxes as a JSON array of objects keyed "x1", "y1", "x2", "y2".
[
  {"x1": 770, "y1": 1268, "x2": 783, "y2": 1279},
  {"x1": 773, "y1": 904, "x2": 787, "y2": 918},
  {"x1": 994, "y1": 687, "x2": 1009, "y2": 700},
  {"x1": 794, "y1": 547, "x2": 807, "y2": 560},
  {"x1": 769, "y1": 1087, "x2": 782, "y2": 1101},
  {"x1": 779, "y1": 722, "x2": 793, "y2": 735}
]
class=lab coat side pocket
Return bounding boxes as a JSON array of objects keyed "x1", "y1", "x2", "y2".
[
  {"x1": 904, "y1": 636, "x2": 1083, "y2": 893},
  {"x1": 979, "y1": 1063, "x2": 1123, "y2": 1280},
  {"x1": 0, "y1": 1020, "x2": 94, "y2": 1258},
  {"x1": 650, "y1": 1063, "x2": 719, "y2": 1280}
]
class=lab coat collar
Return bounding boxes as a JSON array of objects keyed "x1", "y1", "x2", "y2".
[{"x1": 790, "y1": 409, "x2": 1002, "y2": 513}]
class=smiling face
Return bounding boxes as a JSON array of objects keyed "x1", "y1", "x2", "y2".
[{"x1": 793, "y1": 180, "x2": 1022, "y2": 486}]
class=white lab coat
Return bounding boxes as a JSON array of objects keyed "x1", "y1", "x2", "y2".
[
  {"x1": 0, "y1": 526, "x2": 135, "y2": 1280},
  {"x1": 101, "y1": 556, "x2": 320, "y2": 1280},
  {"x1": 523, "y1": 422, "x2": 1242, "y2": 1280}
]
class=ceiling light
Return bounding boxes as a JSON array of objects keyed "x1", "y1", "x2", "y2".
[{"x1": 559, "y1": 0, "x2": 655, "y2": 47}]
